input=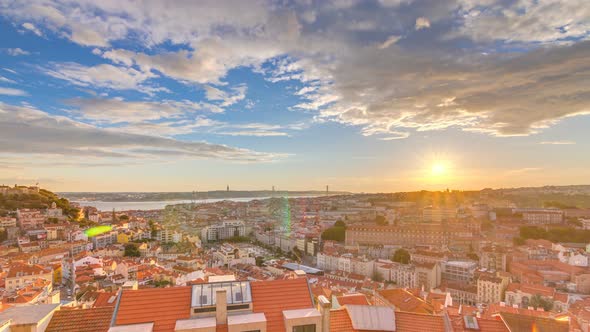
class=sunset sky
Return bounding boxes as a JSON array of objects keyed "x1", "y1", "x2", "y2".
[{"x1": 0, "y1": 0, "x2": 589, "y2": 192}]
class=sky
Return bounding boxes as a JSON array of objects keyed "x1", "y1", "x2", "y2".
[{"x1": 0, "y1": 0, "x2": 589, "y2": 193}]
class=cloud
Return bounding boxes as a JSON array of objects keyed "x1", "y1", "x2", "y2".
[
  {"x1": 378, "y1": 35, "x2": 401, "y2": 49},
  {"x1": 453, "y1": 0, "x2": 590, "y2": 44},
  {"x1": 22, "y1": 22, "x2": 42, "y2": 36},
  {"x1": 1, "y1": 0, "x2": 589, "y2": 143},
  {"x1": 0, "y1": 103, "x2": 283, "y2": 164},
  {"x1": 5, "y1": 48, "x2": 30, "y2": 56},
  {"x1": 0, "y1": 76, "x2": 16, "y2": 84},
  {"x1": 204, "y1": 84, "x2": 248, "y2": 107},
  {"x1": 0, "y1": 87, "x2": 27, "y2": 96},
  {"x1": 43, "y1": 62, "x2": 164, "y2": 95},
  {"x1": 415, "y1": 17, "x2": 430, "y2": 30},
  {"x1": 539, "y1": 140, "x2": 576, "y2": 145}
]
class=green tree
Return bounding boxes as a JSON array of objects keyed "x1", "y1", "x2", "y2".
[
  {"x1": 513, "y1": 237, "x2": 526, "y2": 246},
  {"x1": 321, "y1": 226, "x2": 346, "y2": 242},
  {"x1": 124, "y1": 244, "x2": 141, "y2": 257},
  {"x1": 530, "y1": 294, "x2": 554, "y2": 311},
  {"x1": 392, "y1": 248, "x2": 410, "y2": 264},
  {"x1": 255, "y1": 256, "x2": 264, "y2": 267},
  {"x1": 334, "y1": 219, "x2": 346, "y2": 228},
  {"x1": 375, "y1": 215, "x2": 387, "y2": 226}
]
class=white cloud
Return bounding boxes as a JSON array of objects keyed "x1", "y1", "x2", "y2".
[
  {"x1": 378, "y1": 35, "x2": 401, "y2": 49},
  {"x1": 0, "y1": 76, "x2": 16, "y2": 84},
  {"x1": 204, "y1": 84, "x2": 247, "y2": 107},
  {"x1": 539, "y1": 140, "x2": 576, "y2": 145},
  {"x1": 5, "y1": 48, "x2": 30, "y2": 56},
  {"x1": 0, "y1": 102, "x2": 283, "y2": 163},
  {"x1": 22, "y1": 22, "x2": 42, "y2": 36},
  {"x1": 44, "y1": 62, "x2": 163, "y2": 95},
  {"x1": 415, "y1": 17, "x2": 430, "y2": 30},
  {"x1": 0, "y1": 87, "x2": 27, "y2": 96}
]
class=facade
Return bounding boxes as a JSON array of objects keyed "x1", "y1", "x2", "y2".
[
  {"x1": 201, "y1": 220, "x2": 246, "y2": 242},
  {"x1": 17, "y1": 209, "x2": 47, "y2": 230},
  {"x1": 422, "y1": 206, "x2": 456, "y2": 223},
  {"x1": 91, "y1": 231, "x2": 117, "y2": 249},
  {"x1": 5, "y1": 263, "x2": 53, "y2": 292},
  {"x1": 476, "y1": 272, "x2": 510, "y2": 304},
  {"x1": 345, "y1": 224, "x2": 471, "y2": 247},
  {"x1": 516, "y1": 208, "x2": 564, "y2": 224},
  {"x1": 442, "y1": 261, "x2": 477, "y2": 283},
  {"x1": 415, "y1": 262, "x2": 441, "y2": 290}
]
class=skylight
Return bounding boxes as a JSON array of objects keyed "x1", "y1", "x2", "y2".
[{"x1": 191, "y1": 281, "x2": 252, "y2": 307}]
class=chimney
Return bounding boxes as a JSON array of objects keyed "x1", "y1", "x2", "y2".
[
  {"x1": 317, "y1": 295, "x2": 331, "y2": 332},
  {"x1": 216, "y1": 289, "x2": 227, "y2": 325}
]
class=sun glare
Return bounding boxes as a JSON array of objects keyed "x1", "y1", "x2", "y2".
[{"x1": 431, "y1": 162, "x2": 447, "y2": 176}]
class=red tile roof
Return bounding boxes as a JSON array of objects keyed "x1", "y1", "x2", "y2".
[
  {"x1": 114, "y1": 286, "x2": 191, "y2": 332},
  {"x1": 46, "y1": 307, "x2": 114, "y2": 332},
  {"x1": 377, "y1": 289, "x2": 434, "y2": 314},
  {"x1": 330, "y1": 308, "x2": 355, "y2": 332},
  {"x1": 93, "y1": 292, "x2": 118, "y2": 307},
  {"x1": 337, "y1": 294, "x2": 370, "y2": 306},
  {"x1": 251, "y1": 278, "x2": 314, "y2": 332},
  {"x1": 395, "y1": 311, "x2": 445, "y2": 332},
  {"x1": 450, "y1": 315, "x2": 508, "y2": 332}
]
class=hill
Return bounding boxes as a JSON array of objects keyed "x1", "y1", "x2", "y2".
[{"x1": 0, "y1": 186, "x2": 79, "y2": 219}]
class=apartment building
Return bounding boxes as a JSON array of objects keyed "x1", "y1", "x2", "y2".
[
  {"x1": 200, "y1": 220, "x2": 246, "y2": 242},
  {"x1": 442, "y1": 260, "x2": 477, "y2": 283},
  {"x1": 476, "y1": 272, "x2": 510, "y2": 304},
  {"x1": 345, "y1": 224, "x2": 468, "y2": 247},
  {"x1": 5, "y1": 262, "x2": 53, "y2": 292}
]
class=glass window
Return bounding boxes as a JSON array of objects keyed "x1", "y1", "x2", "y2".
[{"x1": 293, "y1": 324, "x2": 316, "y2": 332}]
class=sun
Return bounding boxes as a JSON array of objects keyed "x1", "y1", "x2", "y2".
[{"x1": 431, "y1": 162, "x2": 447, "y2": 176}]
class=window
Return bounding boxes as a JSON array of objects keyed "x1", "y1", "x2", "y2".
[{"x1": 293, "y1": 324, "x2": 316, "y2": 332}]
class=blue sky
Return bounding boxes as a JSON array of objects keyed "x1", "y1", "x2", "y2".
[{"x1": 0, "y1": 0, "x2": 589, "y2": 192}]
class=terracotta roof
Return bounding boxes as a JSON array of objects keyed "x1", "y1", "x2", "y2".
[
  {"x1": 251, "y1": 278, "x2": 313, "y2": 332},
  {"x1": 377, "y1": 289, "x2": 434, "y2": 314},
  {"x1": 329, "y1": 308, "x2": 355, "y2": 332},
  {"x1": 499, "y1": 312, "x2": 568, "y2": 332},
  {"x1": 395, "y1": 311, "x2": 445, "y2": 332},
  {"x1": 93, "y1": 292, "x2": 118, "y2": 307},
  {"x1": 337, "y1": 294, "x2": 370, "y2": 306},
  {"x1": 114, "y1": 286, "x2": 191, "y2": 332},
  {"x1": 450, "y1": 315, "x2": 508, "y2": 332},
  {"x1": 46, "y1": 307, "x2": 114, "y2": 332}
]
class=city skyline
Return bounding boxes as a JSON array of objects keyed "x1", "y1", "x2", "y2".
[{"x1": 1, "y1": 0, "x2": 589, "y2": 192}]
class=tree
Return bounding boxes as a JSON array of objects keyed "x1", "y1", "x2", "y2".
[
  {"x1": 467, "y1": 252, "x2": 479, "y2": 261},
  {"x1": 255, "y1": 256, "x2": 264, "y2": 267},
  {"x1": 392, "y1": 248, "x2": 410, "y2": 264},
  {"x1": 119, "y1": 215, "x2": 129, "y2": 221},
  {"x1": 372, "y1": 270, "x2": 383, "y2": 282},
  {"x1": 513, "y1": 237, "x2": 525, "y2": 246},
  {"x1": 530, "y1": 294, "x2": 554, "y2": 311},
  {"x1": 124, "y1": 244, "x2": 141, "y2": 257},
  {"x1": 321, "y1": 226, "x2": 345, "y2": 242},
  {"x1": 334, "y1": 219, "x2": 346, "y2": 228},
  {"x1": 375, "y1": 215, "x2": 387, "y2": 226}
]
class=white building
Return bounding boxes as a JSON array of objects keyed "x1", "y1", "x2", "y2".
[{"x1": 201, "y1": 220, "x2": 246, "y2": 242}]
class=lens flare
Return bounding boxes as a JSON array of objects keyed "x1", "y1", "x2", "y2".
[{"x1": 85, "y1": 225, "x2": 113, "y2": 237}]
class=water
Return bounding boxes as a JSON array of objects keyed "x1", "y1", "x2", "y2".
[{"x1": 73, "y1": 196, "x2": 302, "y2": 211}]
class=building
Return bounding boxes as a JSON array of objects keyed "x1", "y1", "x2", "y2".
[
  {"x1": 17, "y1": 209, "x2": 47, "y2": 230},
  {"x1": 480, "y1": 246, "x2": 508, "y2": 272},
  {"x1": 5, "y1": 263, "x2": 53, "y2": 292},
  {"x1": 200, "y1": 220, "x2": 246, "y2": 242},
  {"x1": 109, "y1": 277, "x2": 321, "y2": 332},
  {"x1": 91, "y1": 231, "x2": 117, "y2": 249},
  {"x1": 422, "y1": 206, "x2": 456, "y2": 223},
  {"x1": 442, "y1": 260, "x2": 477, "y2": 283},
  {"x1": 415, "y1": 262, "x2": 441, "y2": 290},
  {"x1": 157, "y1": 228, "x2": 183, "y2": 243},
  {"x1": 476, "y1": 272, "x2": 510, "y2": 305},
  {"x1": 516, "y1": 208, "x2": 564, "y2": 224},
  {"x1": 345, "y1": 224, "x2": 471, "y2": 247}
]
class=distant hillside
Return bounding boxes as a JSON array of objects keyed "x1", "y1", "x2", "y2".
[
  {"x1": 0, "y1": 187, "x2": 79, "y2": 219},
  {"x1": 60, "y1": 190, "x2": 348, "y2": 202}
]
